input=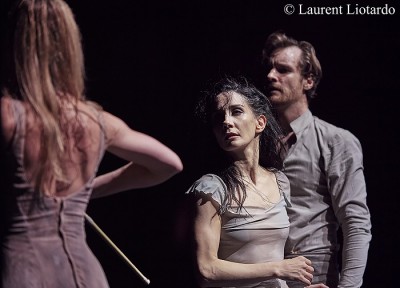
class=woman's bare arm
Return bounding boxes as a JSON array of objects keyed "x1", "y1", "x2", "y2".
[{"x1": 91, "y1": 111, "x2": 183, "y2": 198}]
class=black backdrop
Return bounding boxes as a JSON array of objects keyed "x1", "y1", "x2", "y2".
[{"x1": 1, "y1": 0, "x2": 399, "y2": 287}]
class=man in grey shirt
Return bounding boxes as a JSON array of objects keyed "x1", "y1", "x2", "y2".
[{"x1": 262, "y1": 31, "x2": 372, "y2": 288}]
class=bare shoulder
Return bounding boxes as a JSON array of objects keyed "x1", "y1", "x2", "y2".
[
  {"x1": 0, "y1": 96, "x2": 17, "y2": 144},
  {"x1": 99, "y1": 110, "x2": 129, "y2": 139}
]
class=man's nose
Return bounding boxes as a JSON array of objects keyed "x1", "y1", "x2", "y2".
[{"x1": 267, "y1": 68, "x2": 277, "y2": 82}]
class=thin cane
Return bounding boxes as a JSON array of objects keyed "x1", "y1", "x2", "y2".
[{"x1": 84, "y1": 213, "x2": 151, "y2": 285}]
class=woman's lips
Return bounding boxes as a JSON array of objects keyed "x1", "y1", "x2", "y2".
[{"x1": 225, "y1": 133, "x2": 238, "y2": 140}]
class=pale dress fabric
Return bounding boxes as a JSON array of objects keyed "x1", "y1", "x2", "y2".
[
  {"x1": 187, "y1": 171, "x2": 291, "y2": 288},
  {"x1": 0, "y1": 98, "x2": 109, "y2": 288}
]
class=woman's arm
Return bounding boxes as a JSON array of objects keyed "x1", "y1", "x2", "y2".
[
  {"x1": 91, "y1": 111, "x2": 183, "y2": 198},
  {"x1": 193, "y1": 197, "x2": 315, "y2": 287}
]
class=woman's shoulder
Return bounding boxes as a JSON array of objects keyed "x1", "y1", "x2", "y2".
[
  {"x1": 187, "y1": 173, "x2": 226, "y2": 192},
  {"x1": 0, "y1": 96, "x2": 18, "y2": 145},
  {"x1": 185, "y1": 173, "x2": 226, "y2": 205},
  {"x1": 196, "y1": 173, "x2": 224, "y2": 183}
]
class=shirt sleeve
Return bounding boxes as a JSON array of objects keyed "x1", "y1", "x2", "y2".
[
  {"x1": 326, "y1": 130, "x2": 372, "y2": 288},
  {"x1": 185, "y1": 173, "x2": 227, "y2": 213}
]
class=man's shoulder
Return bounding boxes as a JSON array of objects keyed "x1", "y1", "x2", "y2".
[{"x1": 312, "y1": 115, "x2": 361, "y2": 146}]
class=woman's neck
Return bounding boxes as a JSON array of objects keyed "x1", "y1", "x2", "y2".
[{"x1": 233, "y1": 160, "x2": 263, "y2": 185}]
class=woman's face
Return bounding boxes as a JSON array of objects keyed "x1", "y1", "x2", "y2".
[{"x1": 211, "y1": 91, "x2": 265, "y2": 154}]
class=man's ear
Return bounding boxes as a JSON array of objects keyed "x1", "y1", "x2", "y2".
[
  {"x1": 303, "y1": 76, "x2": 314, "y2": 91},
  {"x1": 256, "y1": 115, "x2": 267, "y2": 132}
]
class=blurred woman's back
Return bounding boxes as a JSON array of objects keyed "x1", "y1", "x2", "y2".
[{"x1": 0, "y1": 1, "x2": 183, "y2": 287}]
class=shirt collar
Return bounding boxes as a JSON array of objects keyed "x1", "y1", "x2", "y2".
[{"x1": 289, "y1": 109, "x2": 313, "y2": 137}]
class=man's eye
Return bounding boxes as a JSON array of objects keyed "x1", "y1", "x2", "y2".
[
  {"x1": 276, "y1": 65, "x2": 290, "y2": 74},
  {"x1": 277, "y1": 68, "x2": 288, "y2": 73}
]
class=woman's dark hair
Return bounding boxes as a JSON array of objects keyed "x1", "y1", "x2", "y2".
[{"x1": 195, "y1": 76, "x2": 284, "y2": 213}]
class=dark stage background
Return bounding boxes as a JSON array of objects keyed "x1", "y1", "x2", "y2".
[{"x1": 1, "y1": 0, "x2": 399, "y2": 287}]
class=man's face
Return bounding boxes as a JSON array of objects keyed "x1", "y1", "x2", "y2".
[{"x1": 265, "y1": 46, "x2": 307, "y2": 107}]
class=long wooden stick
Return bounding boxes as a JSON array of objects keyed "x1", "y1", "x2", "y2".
[{"x1": 84, "y1": 213, "x2": 150, "y2": 285}]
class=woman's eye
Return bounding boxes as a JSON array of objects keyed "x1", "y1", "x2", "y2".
[{"x1": 232, "y1": 109, "x2": 243, "y2": 115}]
